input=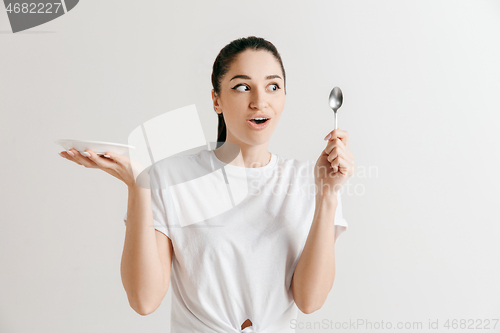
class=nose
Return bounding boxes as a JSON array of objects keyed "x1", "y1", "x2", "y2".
[{"x1": 249, "y1": 88, "x2": 268, "y2": 111}]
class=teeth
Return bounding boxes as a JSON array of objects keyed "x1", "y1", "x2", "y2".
[{"x1": 252, "y1": 118, "x2": 268, "y2": 120}]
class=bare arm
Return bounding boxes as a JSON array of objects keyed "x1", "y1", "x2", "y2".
[
  {"x1": 121, "y1": 184, "x2": 174, "y2": 316},
  {"x1": 58, "y1": 149, "x2": 174, "y2": 315},
  {"x1": 293, "y1": 128, "x2": 354, "y2": 313},
  {"x1": 291, "y1": 194, "x2": 338, "y2": 314}
]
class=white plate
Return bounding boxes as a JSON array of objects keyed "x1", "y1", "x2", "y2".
[{"x1": 55, "y1": 139, "x2": 135, "y2": 156}]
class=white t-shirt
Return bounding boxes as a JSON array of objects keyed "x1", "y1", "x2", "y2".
[{"x1": 123, "y1": 149, "x2": 348, "y2": 332}]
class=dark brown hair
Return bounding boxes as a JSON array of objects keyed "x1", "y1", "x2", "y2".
[{"x1": 211, "y1": 36, "x2": 287, "y2": 148}]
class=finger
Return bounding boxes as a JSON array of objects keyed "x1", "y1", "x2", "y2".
[
  {"x1": 326, "y1": 137, "x2": 354, "y2": 163},
  {"x1": 325, "y1": 128, "x2": 349, "y2": 148},
  {"x1": 332, "y1": 143, "x2": 354, "y2": 169},
  {"x1": 101, "y1": 150, "x2": 127, "y2": 166},
  {"x1": 85, "y1": 150, "x2": 117, "y2": 169},
  {"x1": 339, "y1": 161, "x2": 354, "y2": 177},
  {"x1": 60, "y1": 150, "x2": 83, "y2": 165},
  {"x1": 330, "y1": 148, "x2": 351, "y2": 173},
  {"x1": 330, "y1": 156, "x2": 339, "y2": 173},
  {"x1": 328, "y1": 149, "x2": 354, "y2": 174},
  {"x1": 325, "y1": 138, "x2": 344, "y2": 159},
  {"x1": 337, "y1": 138, "x2": 354, "y2": 161},
  {"x1": 337, "y1": 155, "x2": 350, "y2": 175},
  {"x1": 332, "y1": 154, "x2": 351, "y2": 174},
  {"x1": 327, "y1": 146, "x2": 338, "y2": 163},
  {"x1": 70, "y1": 149, "x2": 99, "y2": 168},
  {"x1": 331, "y1": 157, "x2": 339, "y2": 173},
  {"x1": 336, "y1": 138, "x2": 354, "y2": 161},
  {"x1": 325, "y1": 137, "x2": 340, "y2": 154}
]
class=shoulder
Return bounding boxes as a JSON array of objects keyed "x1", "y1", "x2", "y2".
[
  {"x1": 275, "y1": 154, "x2": 315, "y2": 179},
  {"x1": 147, "y1": 149, "x2": 210, "y2": 185}
]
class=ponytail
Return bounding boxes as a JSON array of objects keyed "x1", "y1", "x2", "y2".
[{"x1": 216, "y1": 111, "x2": 227, "y2": 149}]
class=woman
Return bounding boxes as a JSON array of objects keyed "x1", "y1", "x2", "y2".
[{"x1": 59, "y1": 36, "x2": 355, "y2": 333}]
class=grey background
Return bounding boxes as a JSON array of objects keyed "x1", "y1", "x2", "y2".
[{"x1": 1, "y1": 0, "x2": 499, "y2": 332}]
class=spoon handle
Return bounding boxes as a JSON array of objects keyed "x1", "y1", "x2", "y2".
[{"x1": 334, "y1": 111, "x2": 338, "y2": 129}]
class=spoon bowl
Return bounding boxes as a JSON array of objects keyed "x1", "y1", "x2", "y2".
[{"x1": 329, "y1": 86, "x2": 343, "y2": 129}]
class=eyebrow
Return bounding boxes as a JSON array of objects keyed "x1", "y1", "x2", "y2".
[{"x1": 229, "y1": 74, "x2": 282, "y2": 81}]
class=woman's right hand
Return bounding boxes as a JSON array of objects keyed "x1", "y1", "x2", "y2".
[{"x1": 59, "y1": 148, "x2": 148, "y2": 188}]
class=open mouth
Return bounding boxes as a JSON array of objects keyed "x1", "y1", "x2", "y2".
[{"x1": 249, "y1": 118, "x2": 269, "y2": 124}]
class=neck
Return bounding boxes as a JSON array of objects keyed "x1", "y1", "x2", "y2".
[{"x1": 214, "y1": 139, "x2": 271, "y2": 169}]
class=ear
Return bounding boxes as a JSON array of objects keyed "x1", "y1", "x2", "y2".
[{"x1": 212, "y1": 89, "x2": 221, "y2": 112}]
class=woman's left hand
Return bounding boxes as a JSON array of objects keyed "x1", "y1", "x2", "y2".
[{"x1": 314, "y1": 128, "x2": 355, "y2": 198}]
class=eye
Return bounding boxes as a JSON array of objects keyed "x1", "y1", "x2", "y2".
[
  {"x1": 268, "y1": 83, "x2": 281, "y2": 91},
  {"x1": 232, "y1": 84, "x2": 249, "y2": 92},
  {"x1": 231, "y1": 83, "x2": 281, "y2": 92}
]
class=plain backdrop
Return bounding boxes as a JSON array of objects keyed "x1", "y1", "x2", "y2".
[{"x1": 1, "y1": 0, "x2": 499, "y2": 332}]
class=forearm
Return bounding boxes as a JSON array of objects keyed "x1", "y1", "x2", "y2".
[
  {"x1": 291, "y1": 194, "x2": 338, "y2": 314},
  {"x1": 121, "y1": 184, "x2": 166, "y2": 314}
]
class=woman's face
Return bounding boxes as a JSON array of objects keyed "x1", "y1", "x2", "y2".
[{"x1": 212, "y1": 49, "x2": 286, "y2": 147}]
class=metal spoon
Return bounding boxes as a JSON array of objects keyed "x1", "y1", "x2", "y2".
[{"x1": 328, "y1": 86, "x2": 343, "y2": 129}]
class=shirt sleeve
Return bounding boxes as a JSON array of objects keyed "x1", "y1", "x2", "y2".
[
  {"x1": 122, "y1": 165, "x2": 171, "y2": 240},
  {"x1": 333, "y1": 190, "x2": 348, "y2": 244}
]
